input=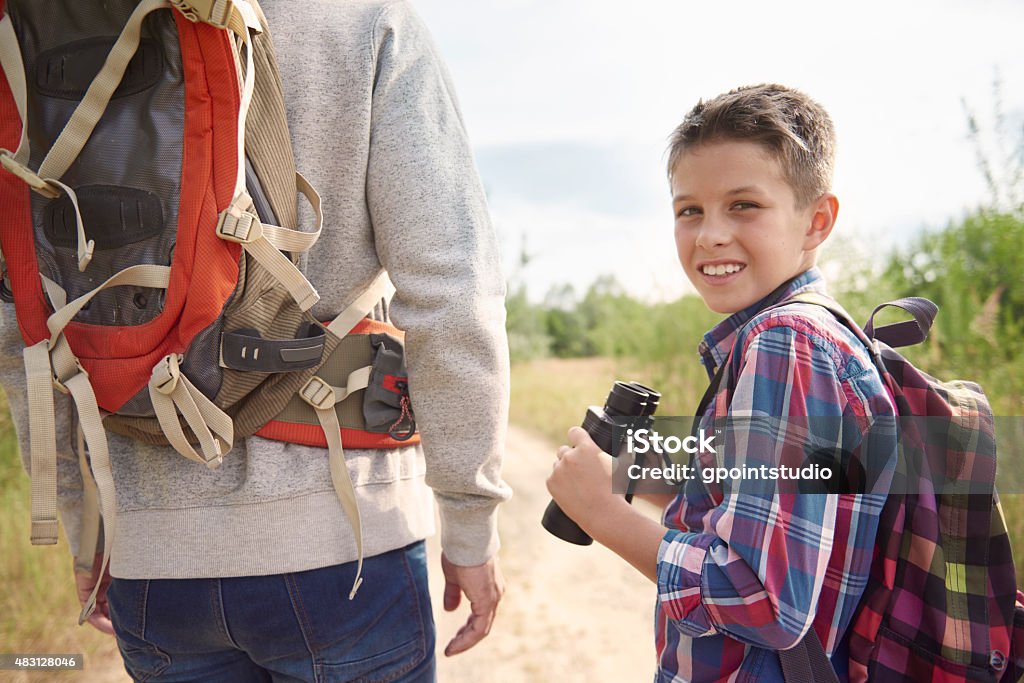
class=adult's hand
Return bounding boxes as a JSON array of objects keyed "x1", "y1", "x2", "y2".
[
  {"x1": 440, "y1": 553, "x2": 504, "y2": 656},
  {"x1": 74, "y1": 554, "x2": 115, "y2": 635}
]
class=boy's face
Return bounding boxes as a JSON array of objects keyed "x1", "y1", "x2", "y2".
[{"x1": 670, "y1": 140, "x2": 835, "y2": 314}]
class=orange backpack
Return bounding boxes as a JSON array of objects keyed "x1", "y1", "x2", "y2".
[{"x1": 0, "y1": 0, "x2": 417, "y2": 621}]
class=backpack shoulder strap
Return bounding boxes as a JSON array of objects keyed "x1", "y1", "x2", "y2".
[
  {"x1": 779, "y1": 628, "x2": 840, "y2": 683},
  {"x1": 790, "y1": 292, "x2": 938, "y2": 349}
]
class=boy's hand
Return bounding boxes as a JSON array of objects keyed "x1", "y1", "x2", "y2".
[{"x1": 547, "y1": 426, "x2": 628, "y2": 534}]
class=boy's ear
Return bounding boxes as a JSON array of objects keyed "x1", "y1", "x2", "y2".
[{"x1": 803, "y1": 193, "x2": 839, "y2": 251}]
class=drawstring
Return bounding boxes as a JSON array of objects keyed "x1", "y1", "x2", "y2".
[{"x1": 388, "y1": 384, "x2": 416, "y2": 441}]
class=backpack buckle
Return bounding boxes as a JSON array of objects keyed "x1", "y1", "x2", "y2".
[
  {"x1": 51, "y1": 370, "x2": 75, "y2": 395},
  {"x1": 151, "y1": 355, "x2": 182, "y2": 395},
  {"x1": 300, "y1": 377, "x2": 336, "y2": 411},
  {"x1": 0, "y1": 151, "x2": 61, "y2": 199},
  {"x1": 171, "y1": 0, "x2": 234, "y2": 29},
  {"x1": 216, "y1": 208, "x2": 263, "y2": 245},
  {"x1": 50, "y1": 360, "x2": 87, "y2": 397}
]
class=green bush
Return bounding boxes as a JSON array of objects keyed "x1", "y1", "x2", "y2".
[{"x1": 879, "y1": 210, "x2": 1023, "y2": 415}]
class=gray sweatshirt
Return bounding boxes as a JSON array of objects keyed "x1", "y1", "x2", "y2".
[{"x1": 0, "y1": 0, "x2": 511, "y2": 577}]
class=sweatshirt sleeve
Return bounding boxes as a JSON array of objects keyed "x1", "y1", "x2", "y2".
[{"x1": 363, "y1": 1, "x2": 512, "y2": 566}]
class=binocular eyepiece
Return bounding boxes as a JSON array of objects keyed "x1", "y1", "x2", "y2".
[{"x1": 542, "y1": 381, "x2": 661, "y2": 546}]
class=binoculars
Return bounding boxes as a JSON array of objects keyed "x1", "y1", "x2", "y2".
[{"x1": 541, "y1": 380, "x2": 660, "y2": 545}]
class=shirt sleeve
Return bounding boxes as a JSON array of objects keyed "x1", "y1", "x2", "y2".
[
  {"x1": 364, "y1": 1, "x2": 512, "y2": 566},
  {"x1": 656, "y1": 322, "x2": 854, "y2": 650}
]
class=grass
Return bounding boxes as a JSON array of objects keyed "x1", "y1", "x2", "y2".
[
  {"x1": 0, "y1": 390, "x2": 125, "y2": 680},
  {"x1": 508, "y1": 355, "x2": 713, "y2": 445},
  {"x1": 509, "y1": 357, "x2": 623, "y2": 446}
]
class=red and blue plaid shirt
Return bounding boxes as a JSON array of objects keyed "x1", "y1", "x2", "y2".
[{"x1": 656, "y1": 269, "x2": 898, "y2": 682}]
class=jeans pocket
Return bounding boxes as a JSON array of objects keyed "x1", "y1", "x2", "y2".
[
  {"x1": 313, "y1": 543, "x2": 433, "y2": 682},
  {"x1": 117, "y1": 640, "x2": 172, "y2": 683},
  {"x1": 318, "y1": 638, "x2": 425, "y2": 683},
  {"x1": 107, "y1": 579, "x2": 172, "y2": 681}
]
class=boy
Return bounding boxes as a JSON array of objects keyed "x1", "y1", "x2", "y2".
[{"x1": 547, "y1": 84, "x2": 898, "y2": 682}]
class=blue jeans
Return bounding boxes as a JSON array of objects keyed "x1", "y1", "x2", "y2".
[{"x1": 107, "y1": 541, "x2": 436, "y2": 682}]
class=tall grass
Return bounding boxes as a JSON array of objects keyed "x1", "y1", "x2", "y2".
[
  {"x1": 0, "y1": 390, "x2": 126, "y2": 681},
  {"x1": 509, "y1": 358, "x2": 621, "y2": 445}
]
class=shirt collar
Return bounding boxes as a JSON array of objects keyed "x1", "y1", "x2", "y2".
[{"x1": 697, "y1": 267, "x2": 829, "y2": 377}]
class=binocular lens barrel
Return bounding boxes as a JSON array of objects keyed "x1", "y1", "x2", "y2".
[
  {"x1": 627, "y1": 381, "x2": 660, "y2": 416},
  {"x1": 541, "y1": 499, "x2": 595, "y2": 546},
  {"x1": 542, "y1": 379, "x2": 660, "y2": 546},
  {"x1": 603, "y1": 381, "x2": 649, "y2": 418}
]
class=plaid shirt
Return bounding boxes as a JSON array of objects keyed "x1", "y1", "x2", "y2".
[{"x1": 656, "y1": 269, "x2": 898, "y2": 683}]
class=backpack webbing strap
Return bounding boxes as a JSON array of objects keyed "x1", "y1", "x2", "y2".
[
  {"x1": 23, "y1": 262, "x2": 165, "y2": 544},
  {"x1": 40, "y1": 178, "x2": 94, "y2": 271},
  {"x1": 172, "y1": 0, "x2": 246, "y2": 33},
  {"x1": 301, "y1": 368, "x2": 372, "y2": 408},
  {"x1": 45, "y1": 265, "x2": 171, "y2": 339},
  {"x1": 24, "y1": 266, "x2": 169, "y2": 551},
  {"x1": 288, "y1": 273, "x2": 399, "y2": 600},
  {"x1": 24, "y1": 342, "x2": 58, "y2": 545},
  {"x1": 779, "y1": 628, "x2": 840, "y2": 683},
  {"x1": 299, "y1": 368, "x2": 374, "y2": 600},
  {"x1": 74, "y1": 424, "x2": 101, "y2": 575},
  {"x1": 0, "y1": 12, "x2": 59, "y2": 200},
  {"x1": 259, "y1": 175, "x2": 321, "y2": 252},
  {"x1": 63, "y1": 369, "x2": 118, "y2": 625},
  {"x1": 328, "y1": 271, "x2": 396, "y2": 339},
  {"x1": 244, "y1": 0, "x2": 299, "y2": 230},
  {"x1": 217, "y1": 177, "x2": 322, "y2": 311},
  {"x1": 222, "y1": 0, "x2": 262, "y2": 201},
  {"x1": 149, "y1": 354, "x2": 234, "y2": 468},
  {"x1": 29, "y1": 333, "x2": 117, "y2": 624},
  {"x1": 219, "y1": 2, "x2": 321, "y2": 315},
  {"x1": 40, "y1": 274, "x2": 66, "y2": 310},
  {"x1": 36, "y1": 0, "x2": 170, "y2": 182}
]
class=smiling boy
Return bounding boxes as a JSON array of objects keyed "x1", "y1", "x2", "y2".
[{"x1": 547, "y1": 84, "x2": 898, "y2": 682}]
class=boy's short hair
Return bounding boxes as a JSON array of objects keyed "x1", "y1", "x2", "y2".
[{"x1": 667, "y1": 84, "x2": 835, "y2": 207}]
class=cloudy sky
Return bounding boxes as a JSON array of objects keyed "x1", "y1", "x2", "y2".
[{"x1": 415, "y1": 0, "x2": 1024, "y2": 302}]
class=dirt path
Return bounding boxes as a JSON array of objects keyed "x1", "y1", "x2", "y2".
[
  {"x1": 80, "y1": 424, "x2": 659, "y2": 682},
  {"x1": 429, "y1": 424, "x2": 659, "y2": 682}
]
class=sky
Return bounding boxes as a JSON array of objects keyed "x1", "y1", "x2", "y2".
[{"x1": 414, "y1": 0, "x2": 1024, "y2": 302}]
